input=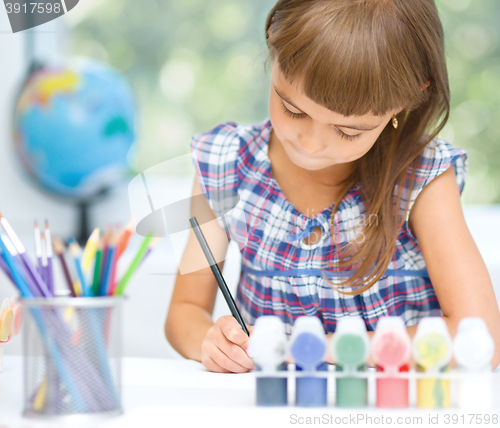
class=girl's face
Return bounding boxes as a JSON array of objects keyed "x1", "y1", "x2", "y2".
[{"x1": 269, "y1": 61, "x2": 399, "y2": 172}]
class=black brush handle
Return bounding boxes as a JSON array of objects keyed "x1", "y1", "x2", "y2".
[{"x1": 189, "y1": 216, "x2": 249, "y2": 336}]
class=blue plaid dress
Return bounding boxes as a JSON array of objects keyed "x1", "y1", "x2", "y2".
[{"x1": 189, "y1": 118, "x2": 468, "y2": 334}]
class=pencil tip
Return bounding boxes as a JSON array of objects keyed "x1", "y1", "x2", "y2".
[
  {"x1": 125, "y1": 218, "x2": 135, "y2": 231},
  {"x1": 52, "y1": 236, "x2": 65, "y2": 254},
  {"x1": 68, "y1": 242, "x2": 80, "y2": 257}
]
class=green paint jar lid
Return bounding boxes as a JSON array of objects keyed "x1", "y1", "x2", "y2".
[{"x1": 331, "y1": 317, "x2": 369, "y2": 368}]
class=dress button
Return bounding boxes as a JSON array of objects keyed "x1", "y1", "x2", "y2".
[{"x1": 302, "y1": 225, "x2": 323, "y2": 245}]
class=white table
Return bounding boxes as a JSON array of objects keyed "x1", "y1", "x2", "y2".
[{"x1": 0, "y1": 356, "x2": 499, "y2": 427}]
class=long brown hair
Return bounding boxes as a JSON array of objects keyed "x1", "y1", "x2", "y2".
[{"x1": 264, "y1": 0, "x2": 449, "y2": 295}]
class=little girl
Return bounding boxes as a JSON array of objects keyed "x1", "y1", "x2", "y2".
[{"x1": 165, "y1": 0, "x2": 500, "y2": 373}]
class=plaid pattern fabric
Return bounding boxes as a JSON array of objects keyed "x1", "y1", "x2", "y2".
[{"x1": 189, "y1": 118, "x2": 468, "y2": 334}]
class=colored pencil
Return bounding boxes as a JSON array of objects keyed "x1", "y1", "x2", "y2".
[
  {"x1": 0, "y1": 256, "x2": 14, "y2": 282},
  {"x1": 92, "y1": 241, "x2": 103, "y2": 298},
  {"x1": 109, "y1": 233, "x2": 156, "y2": 296},
  {"x1": 109, "y1": 221, "x2": 133, "y2": 293},
  {"x1": 99, "y1": 228, "x2": 111, "y2": 289},
  {"x1": 34, "y1": 221, "x2": 42, "y2": 275},
  {"x1": 52, "y1": 237, "x2": 76, "y2": 297},
  {"x1": 140, "y1": 238, "x2": 159, "y2": 267},
  {"x1": 40, "y1": 233, "x2": 49, "y2": 290},
  {"x1": 114, "y1": 235, "x2": 152, "y2": 296},
  {"x1": 101, "y1": 231, "x2": 118, "y2": 296},
  {"x1": 109, "y1": 227, "x2": 124, "y2": 295},
  {"x1": 0, "y1": 234, "x2": 33, "y2": 298},
  {"x1": 68, "y1": 239, "x2": 89, "y2": 297},
  {"x1": 1, "y1": 233, "x2": 42, "y2": 298},
  {"x1": 116, "y1": 219, "x2": 134, "y2": 259},
  {"x1": 45, "y1": 221, "x2": 54, "y2": 294},
  {"x1": 82, "y1": 228, "x2": 100, "y2": 273},
  {"x1": 0, "y1": 213, "x2": 52, "y2": 297}
]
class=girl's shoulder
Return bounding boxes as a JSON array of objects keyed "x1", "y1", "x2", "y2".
[
  {"x1": 188, "y1": 118, "x2": 272, "y2": 209},
  {"x1": 410, "y1": 137, "x2": 468, "y2": 194},
  {"x1": 398, "y1": 137, "x2": 468, "y2": 226},
  {"x1": 189, "y1": 118, "x2": 271, "y2": 168}
]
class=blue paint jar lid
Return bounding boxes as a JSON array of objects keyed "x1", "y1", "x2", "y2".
[{"x1": 290, "y1": 316, "x2": 326, "y2": 370}]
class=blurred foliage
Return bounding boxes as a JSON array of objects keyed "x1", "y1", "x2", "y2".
[
  {"x1": 436, "y1": 0, "x2": 500, "y2": 204},
  {"x1": 68, "y1": 0, "x2": 499, "y2": 203},
  {"x1": 67, "y1": 0, "x2": 274, "y2": 175}
]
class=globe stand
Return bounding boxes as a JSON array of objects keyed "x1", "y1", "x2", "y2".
[
  {"x1": 76, "y1": 188, "x2": 109, "y2": 246},
  {"x1": 77, "y1": 201, "x2": 90, "y2": 246}
]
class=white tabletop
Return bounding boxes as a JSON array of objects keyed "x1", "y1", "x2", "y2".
[{"x1": 1, "y1": 356, "x2": 499, "y2": 428}]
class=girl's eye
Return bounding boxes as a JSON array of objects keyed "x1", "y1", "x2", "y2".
[
  {"x1": 281, "y1": 101, "x2": 362, "y2": 141},
  {"x1": 281, "y1": 103, "x2": 306, "y2": 119},
  {"x1": 334, "y1": 127, "x2": 361, "y2": 141}
]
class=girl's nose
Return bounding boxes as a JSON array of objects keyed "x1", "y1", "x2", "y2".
[
  {"x1": 297, "y1": 137, "x2": 326, "y2": 155},
  {"x1": 297, "y1": 122, "x2": 328, "y2": 155}
]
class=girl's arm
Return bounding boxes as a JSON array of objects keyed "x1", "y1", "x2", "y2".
[
  {"x1": 165, "y1": 175, "x2": 253, "y2": 372},
  {"x1": 407, "y1": 165, "x2": 500, "y2": 370}
]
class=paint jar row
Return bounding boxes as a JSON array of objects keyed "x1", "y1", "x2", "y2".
[
  {"x1": 247, "y1": 315, "x2": 495, "y2": 409},
  {"x1": 254, "y1": 364, "x2": 494, "y2": 408}
]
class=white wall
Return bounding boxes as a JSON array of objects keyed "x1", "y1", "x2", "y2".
[{"x1": 0, "y1": 10, "x2": 74, "y2": 236}]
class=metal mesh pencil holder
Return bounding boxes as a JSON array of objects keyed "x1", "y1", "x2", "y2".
[{"x1": 21, "y1": 297, "x2": 124, "y2": 420}]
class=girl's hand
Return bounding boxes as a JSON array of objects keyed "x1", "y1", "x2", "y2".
[{"x1": 201, "y1": 315, "x2": 254, "y2": 373}]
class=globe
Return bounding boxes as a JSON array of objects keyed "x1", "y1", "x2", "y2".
[{"x1": 13, "y1": 58, "x2": 137, "y2": 200}]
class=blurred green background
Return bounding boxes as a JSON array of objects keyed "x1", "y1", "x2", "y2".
[{"x1": 67, "y1": 0, "x2": 499, "y2": 204}]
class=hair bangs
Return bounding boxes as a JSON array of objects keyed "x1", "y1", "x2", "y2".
[{"x1": 269, "y1": 0, "x2": 430, "y2": 116}]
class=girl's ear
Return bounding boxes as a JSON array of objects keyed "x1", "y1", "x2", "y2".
[
  {"x1": 267, "y1": 17, "x2": 275, "y2": 39},
  {"x1": 420, "y1": 80, "x2": 431, "y2": 91}
]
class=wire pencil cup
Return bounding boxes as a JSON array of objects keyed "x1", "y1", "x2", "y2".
[{"x1": 22, "y1": 297, "x2": 123, "y2": 421}]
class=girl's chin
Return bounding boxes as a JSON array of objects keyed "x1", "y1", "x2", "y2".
[
  {"x1": 289, "y1": 156, "x2": 333, "y2": 171},
  {"x1": 286, "y1": 148, "x2": 331, "y2": 170}
]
